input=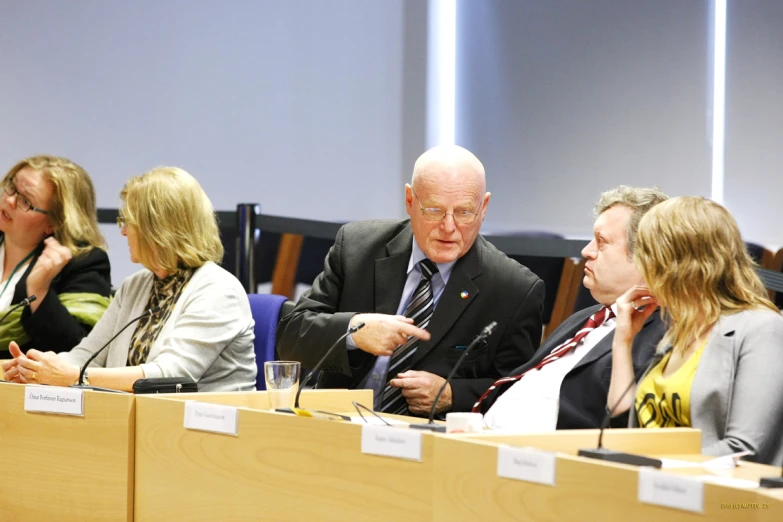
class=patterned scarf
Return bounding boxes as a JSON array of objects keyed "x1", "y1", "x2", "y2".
[{"x1": 126, "y1": 268, "x2": 194, "y2": 366}]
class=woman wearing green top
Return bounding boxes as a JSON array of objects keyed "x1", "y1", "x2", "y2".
[
  {"x1": 608, "y1": 196, "x2": 783, "y2": 466},
  {"x1": 0, "y1": 155, "x2": 111, "y2": 357}
]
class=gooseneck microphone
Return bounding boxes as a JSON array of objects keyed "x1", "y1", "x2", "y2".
[
  {"x1": 73, "y1": 306, "x2": 160, "y2": 389},
  {"x1": 0, "y1": 295, "x2": 37, "y2": 325},
  {"x1": 288, "y1": 321, "x2": 366, "y2": 410},
  {"x1": 577, "y1": 366, "x2": 662, "y2": 468},
  {"x1": 411, "y1": 321, "x2": 498, "y2": 432}
]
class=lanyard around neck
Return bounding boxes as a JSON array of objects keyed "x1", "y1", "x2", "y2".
[{"x1": 0, "y1": 236, "x2": 37, "y2": 299}]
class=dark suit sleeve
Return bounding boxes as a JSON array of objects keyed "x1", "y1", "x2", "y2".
[
  {"x1": 20, "y1": 248, "x2": 112, "y2": 353},
  {"x1": 275, "y1": 226, "x2": 358, "y2": 375},
  {"x1": 448, "y1": 278, "x2": 545, "y2": 412}
]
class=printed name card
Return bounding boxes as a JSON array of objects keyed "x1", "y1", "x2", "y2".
[
  {"x1": 497, "y1": 445, "x2": 556, "y2": 486},
  {"x1": 638, "y1": 467, "x2": 704, "y2": 514},
  {"x1": 183, "y1": 401, "x2": 239, "y2": 436},
  {"x1": 361, "y1": 425, "x2": 423, "y2": 461},
  {"x1": 24, "y1": 385, "x2": 84, "y2": 416}
]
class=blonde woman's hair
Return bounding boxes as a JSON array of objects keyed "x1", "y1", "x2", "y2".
[
  {"x1": 635, "y1": 196, "x2": 777, "y2": 352},
  {"x1": 3, "y1": 155, "x2": 105, "y2": 256},
  {"x1": 120, "y1": 166, "x2": 223, "y2": 272},
  {"x1": 594, "y1": 185, "x2": 669, "y2": 256}
]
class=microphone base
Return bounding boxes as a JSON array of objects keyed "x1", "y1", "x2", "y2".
[
  {"x1": 409, "y1": 422, "x2": 446, "y2": 433},
  {"x1": 275, "y1": 408, "x2": 350, "y2": 421},
  {"x1": 577, "y1": 448, "x2": 662, "y2": 468},
  {"x1": 759, "y1": 477, "x2": 783, "y2": 488},
  {"x1": 70, "y1": 384, "x2": 128, "y2": 394}
]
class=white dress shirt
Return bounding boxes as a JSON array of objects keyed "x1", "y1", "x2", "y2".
[
  {"x1": 483, "y1": 305, "x2": 618, "y2": 432},
  {"x1": 0, "y1": 244, "x2": 32, "y2": 310}
]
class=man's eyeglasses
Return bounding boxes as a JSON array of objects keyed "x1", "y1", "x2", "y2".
[
  {"x1": 2, "y1": 179, "x2": 50, "y2": 215},
  {"x1": 411, "y1": 187, "x2": 481, "y2": 225}
]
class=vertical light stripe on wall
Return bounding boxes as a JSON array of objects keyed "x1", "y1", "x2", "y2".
[
  {"x1": 427, "y1": 0, "x2": 456, "y2": 147},
  {"x1": 712, "y1": 0, "x2": 727, "y2": 203}
]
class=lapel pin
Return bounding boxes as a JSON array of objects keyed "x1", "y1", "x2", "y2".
[{"x1": 460, "y1": 291, "x2": 469, "y2": 299}]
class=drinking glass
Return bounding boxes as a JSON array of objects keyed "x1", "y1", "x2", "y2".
[{"x1": 263, "y1": 361, "x2": 301, "y2": 410}]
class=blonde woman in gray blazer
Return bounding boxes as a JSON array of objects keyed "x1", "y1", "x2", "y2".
[
  {"x1": 2, "y1": 167, "x2": 256, "y2": 392},
  {"x1": 608, "y1": 197, "x2": 783, "y2": 466}
]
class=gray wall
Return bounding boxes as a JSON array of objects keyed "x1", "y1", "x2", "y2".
[
  {"x1": 1, "y1": 1, "x2": 781, "y2": 285},
  {"x1": 0, "y1": 0, "x2": 427, "y2": 283},
  {"x1": 456, "y1": 0, "x2": 713, "y2": 236},
  {"x1": 724, "y1": 0, "x2": 783, "y2": 248}
]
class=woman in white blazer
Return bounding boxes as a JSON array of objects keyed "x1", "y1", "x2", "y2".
[
  {"x1": 2, "y1": 166, "x2": 256, "y2": 392},
  {"x1": 608, "y1": 197, "x2": 783, "y2": 466}
]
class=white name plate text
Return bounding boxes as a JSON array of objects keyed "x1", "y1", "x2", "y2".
[
  {"x1": 638, "y1": 467, "x2": 704, "y2": 513},
  {"x1": 361, "y1": 425, "x2": 422, "y2": 461},
  {"x1": 497, "y1": 445, "x2": 556, "y2": 486},
  {"x1": 24, "y1": 385, "x2": 84, "y2": 416},
  {"x1": 184, "y1": 401, "x2": 239, "y2": 436}
]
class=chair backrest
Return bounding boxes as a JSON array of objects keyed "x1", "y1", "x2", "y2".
[
  {"x1": 774, "y1": 248, "x2": 783, "y2": 309},
  {"x1": 499, "y1": 231, "x2": 565, "y2": 326},
  {"x1": 546, "y1": 257, "x2": 586, "y2": 338},
  {"x1": 247, "y1": 293, "x2": 289, "y2": 390},
  {"x1": 271, "y1": 234, "x2": 335, "y2": 298}
]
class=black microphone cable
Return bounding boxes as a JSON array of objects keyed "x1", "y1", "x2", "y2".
[
  {"x1": 75, "y1": 306, "x2": 160, "y2": 387},
  {"x1": 291, "y1": 321, "x2": 366, "y2": 409}
]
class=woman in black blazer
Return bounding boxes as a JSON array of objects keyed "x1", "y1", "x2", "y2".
[{"x1": 0, "y1": 155, "x2": 111, "y2": 357}]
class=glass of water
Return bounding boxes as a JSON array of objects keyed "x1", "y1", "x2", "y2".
[{"x1": 263, "y1": 361, "x2": 301, "y2": 410}]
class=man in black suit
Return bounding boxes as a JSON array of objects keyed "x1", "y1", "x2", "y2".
[
  {"x1": 276, "y1": 145, "x2": 544, "y2": 415},
  {"x1": 475, "y1": 186, "x2": 669, "y2": 430}
]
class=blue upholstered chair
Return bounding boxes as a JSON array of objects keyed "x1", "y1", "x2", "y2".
[{"x1": 247, "y1": 293, "x2": 289, "y2": 390}]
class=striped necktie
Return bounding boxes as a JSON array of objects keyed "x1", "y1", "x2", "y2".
[
  {"x1": 379, "y1": 259, "x2": 439, "y2": 413},
  {"x1": 472, "y1": 306, "x2": 615, "y2": 413}
]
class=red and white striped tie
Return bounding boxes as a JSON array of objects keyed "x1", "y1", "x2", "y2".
[{"x1": 472, "y1": 306, "x2": 615, "y2": 413}]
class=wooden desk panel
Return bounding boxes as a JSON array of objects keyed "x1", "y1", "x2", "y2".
[
  {"x1": 134, "y1": 390, "x2": 432, "y2": 522},
  {"x1": 433, "y1": 435, "x2": 782, "y2": 522},
  {"x1": 0, "y1": 382, "x2": 135, "y2": 522},
  {"x1": 153, "y1": 388, "x2": 372, "y2": 412},
  {"x1": 458, "y1": 427, "x2": 702, "y2": 455}
]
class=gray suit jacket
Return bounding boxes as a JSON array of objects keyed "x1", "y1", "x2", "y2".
[
  {"x1": 61, "y1": 262, "x2": 257, "y2": 392},
  {"x1": 631, "y1": 308, "x2": 783, "y2": 466}
]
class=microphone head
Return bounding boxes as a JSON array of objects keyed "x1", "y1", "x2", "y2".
[
  {"x1": 483, "y1": 321, "x2": 498, "y2": 336},
  {"x1": 147, "y1": 306, "x2": 161, "y2": 314},
  {"x1": 26, "y1": 295, "x2": 37, "y2": 304}
]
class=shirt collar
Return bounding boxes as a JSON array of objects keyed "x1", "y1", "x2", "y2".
[{"x1": 407, "y1": 239, "x2": 456, "y2": 284}]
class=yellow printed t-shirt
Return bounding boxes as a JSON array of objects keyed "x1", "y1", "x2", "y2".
[{"x1": 635, "y1": 341, "x2": 707, "y2": 428}]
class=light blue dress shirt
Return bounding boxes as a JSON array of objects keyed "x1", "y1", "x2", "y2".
[{"x1": 347, "y1": 240, "x2": 455, "y2": 409}]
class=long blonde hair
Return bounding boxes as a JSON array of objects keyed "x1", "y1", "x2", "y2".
[
  {"x1": 635, "y1": 197, "x2": 777, "y2": 351},
  {"x1": 3, "y1": 155, "x2": 105, "y2": 256},
  {"x1": 120, "y1": 166, "x2": 223, "y2": 272}
]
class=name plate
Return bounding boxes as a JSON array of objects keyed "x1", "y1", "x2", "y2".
[
  {"x1": 184, "y1": 401, "x2": 239, "y2": 436},
  {"x1": 361, "y1": 425, "x2": 422, "y2": 461},
  {"x1": 638, "y1": 467, "x2": 704, "y2": 513},
  {"x1": 497, "y1": 445, "x2": 556, "y2": 486},
  {"x1": 24, "y1": 385, "x2": 84, "y2": 416}
]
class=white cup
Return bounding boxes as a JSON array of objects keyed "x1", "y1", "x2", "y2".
[{"x1": 445, "y1": 412, "x2": 484, "y2": 433}]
